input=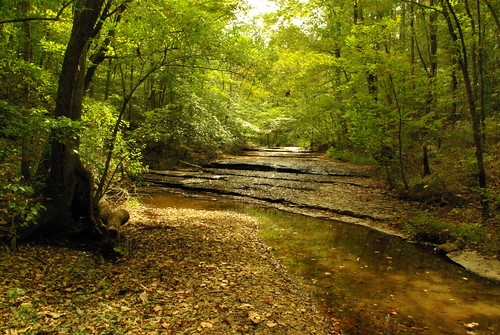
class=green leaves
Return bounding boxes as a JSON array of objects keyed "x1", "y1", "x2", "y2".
[
  {"x1": 80, "y1": 98, "x2": 147, "y2": 182},
  {"x1": 0, "y1": 182, "x2": 46, "y2": 248}
]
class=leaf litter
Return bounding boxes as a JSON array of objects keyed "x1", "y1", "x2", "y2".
[{"x1": 0, "y1": 203, "x2": 338, "y2": 334}]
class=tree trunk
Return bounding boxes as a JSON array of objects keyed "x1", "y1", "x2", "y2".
[
  {"x1": 44, "y1": 0, "x2": 105, "y2": 235},
  {"x1": 21, "y1": 0, "x2": 33, "y2": 181},
  {"x1": 441, "y1": 0, "x2": 489, "y2": 220},
  {"x1": 423, "y1": 144, "x2": 431, "y2": 176}
]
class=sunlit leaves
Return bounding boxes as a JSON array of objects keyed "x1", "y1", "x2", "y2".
[{"x1": 80, "y1": 98, "x2": 146, "y2": 179}]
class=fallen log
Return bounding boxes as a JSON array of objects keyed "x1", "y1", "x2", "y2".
[{"x1": 98, "y1": 199, "x2": 129, "y2": 240}]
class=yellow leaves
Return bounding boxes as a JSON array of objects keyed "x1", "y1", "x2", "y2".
[
  {"x1": 238, "y1": 303, "x2": 254, "y2": 310},
  {"x1": 42, "y1": 311, "x2": 62, "y2": 319},
  {"x1": 200, "y1": 321, "x2": 213, "y2": 328},
  {"x1": 20, "y1": 302, "x2": 33, "y2": 309},
  {"x1": 265, "y1": 320, "x2": 278, "y2": 328},
  {"x1": 138, "y1": 290, "x2": 148, "y2": 303},
  {"x1": 464, "y1": 322, "x2": 479, "y2": 330},
  {"x1": 248, "y1": 311, "x2": 263, "y2": 324}
]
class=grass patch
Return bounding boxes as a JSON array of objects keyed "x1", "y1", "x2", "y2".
[
  {"x1": 406, "y1": 175, "x2": 465, "y2": 206},
  {"x1": 326, "y1": 148, "x2": 377, "y2": 164},
  {"x1": 400, "y1": 211, "x2": 489, "y2": 248}
]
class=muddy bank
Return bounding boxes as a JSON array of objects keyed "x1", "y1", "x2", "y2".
[
  {"x1": 447, "y1": 251, "x2": 500, "y2": 282},
  {"x1": 141, "y1": 147, "x2": 500, "y2": 282}
]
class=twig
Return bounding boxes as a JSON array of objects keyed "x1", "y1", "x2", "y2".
[{"x1": 0, "y1": 0, "x2": 75, "y2": 24}]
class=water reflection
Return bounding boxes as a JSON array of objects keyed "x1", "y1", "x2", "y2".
[
  {"x1": 142, "y1": 194, "x2": 500, "y2": 334},
  {"x1": 256, "y1": 210, "x2": 500, "y2": 334}
]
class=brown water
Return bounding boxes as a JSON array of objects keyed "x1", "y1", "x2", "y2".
[{"x1": 142, "y1": 193, "x2": 500, "y2": 334}]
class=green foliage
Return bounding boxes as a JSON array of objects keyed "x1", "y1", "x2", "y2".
[
  {"x1": 49, "y1": 116, "x2": 85, "y2": 145},
  {"x1": 326, "y1": 147, "x2": 376, "y2": 165},
  {"x1": 0, "y1": 182, "x2": 45, "y2": 249},
  {"x1": 401, "y1": 212, "x2": 487, "y2": 247},
  {"x1": 0, "y1": 0, "x2": 497, "y2": 239},
  {"x1": 0, "y1": 56, "x2": 55, "y2": 145},
  {"x1": 134, "y1": 92, "x2": 243, "y2": 166},
  {"x1": 81, "y1": 98, "x2": 147, "y2": 181}
]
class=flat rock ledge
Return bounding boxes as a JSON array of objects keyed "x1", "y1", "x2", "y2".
[{"x1": 447, "y1": 250, "x2": 500, "y2": 282}]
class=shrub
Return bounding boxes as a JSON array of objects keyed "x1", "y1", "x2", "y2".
[
  {"x1": 401, "y1": 211, "x2": 487, "y2": 248},
  {"x1": 81, "y1": 98, "x2": 147, "y2": 183},
  {"x1": 408, "y1": 175, "x2": 463, "y2": 205},
  {"x1": 326, "y1": 147, "x2": 376, "y2": 164},
  {"x1": 134, "y1": 95, "x2": 246, "y2": 168},
  {"x1": 0, "y1": 183, "x2": 45, "y2": 249}
]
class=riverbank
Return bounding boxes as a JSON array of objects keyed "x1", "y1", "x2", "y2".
[
  {"x1": 0, "y1": 203, "x2": 336, "y2": 334},
  {"x1": 141, "y1": 147, "x2": 499, "y2": 283}
]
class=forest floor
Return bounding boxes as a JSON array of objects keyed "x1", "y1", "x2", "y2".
[{"x1": 0, "y1": 203, "x2": 338, "y2": 334}]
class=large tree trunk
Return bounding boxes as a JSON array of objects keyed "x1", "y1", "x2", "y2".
[{"x1": 43, "y1": 0, "x2": 105, "y2": 236}]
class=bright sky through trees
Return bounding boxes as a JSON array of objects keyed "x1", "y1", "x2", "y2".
[{"x1": 244, "y1": 0, "x2": 278, "y2": 16}]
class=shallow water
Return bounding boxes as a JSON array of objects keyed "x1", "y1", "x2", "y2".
[{"x1": 142, "y1": 193, "x2": 500, "y2": 334}]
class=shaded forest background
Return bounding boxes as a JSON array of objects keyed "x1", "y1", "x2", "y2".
[{"x1": 0, "y1": 0, "x2": 498, "y2": 247}]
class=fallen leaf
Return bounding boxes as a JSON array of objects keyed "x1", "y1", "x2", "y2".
[
  {"x1": 248, "y1": 312, "x2": 263, "y2": 324},
  {"x1": 20, "y1": 302, "x2": 33, "y2": 309},
  {"x1": 44, "y1": 311, "x2": 62, "y2": 319},
  {"x1": 238, "y1": 303, "x2": 254, "y2": 310},
  {"x1": 97, "y1": 278, "x2": 106, "y2": 288},
  {"x1": 139, "y1": 291, "x2": 148, "y2": 303},
  {"x1": 200, "y1": 321, "x2": 213, "y2": 329},
  {"x1": 265, "y1": 321, "x2": 278, "y2": 328},
  {"x1": 464, "y1": 322, "x2": 479, "y2": 329}
]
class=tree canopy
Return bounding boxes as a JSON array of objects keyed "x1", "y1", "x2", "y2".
[{"x1": 0, "y1": 0, "x2": 498, "y2": 244}]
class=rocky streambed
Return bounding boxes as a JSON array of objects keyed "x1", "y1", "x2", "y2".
[
  {"x1": 138, "y1": 147, "x2": 500, "y2": 334},
  {"x1": 141, "y1": 147, "x2": 500, "y2": 282},
  {"x1": 143, "y1": 148, "x2": 404, "y2": 231}
]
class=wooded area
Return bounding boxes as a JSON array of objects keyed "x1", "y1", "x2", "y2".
[{"x1": 0, "y1": 0, "x2": 498, "y2": 247}]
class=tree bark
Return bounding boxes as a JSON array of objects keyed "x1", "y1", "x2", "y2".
[
  {"x1": 441, "y1": 0, "x2": 489, "y2": 219},
  {"x1": 44, "y1": 0, "x2": 105, "y2": 235},
  {"x1": 98, "y1": 198, "x2": 129, "y2": 240},
  {"x1": 21, "y1": 0, "x2": 33, "y2": 181}
]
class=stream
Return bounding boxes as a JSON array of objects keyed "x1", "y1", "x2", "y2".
[{"x1": 141, "y1": 147, "x2": 500, "y2": 334}]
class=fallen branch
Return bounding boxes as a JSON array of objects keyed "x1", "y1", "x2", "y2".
[
  {"x1": 98, "y1": 198, "x2": 130, "y2": 240},
  {"x1": 179, "y1": 160, "x2": 203, "y2": 169}
]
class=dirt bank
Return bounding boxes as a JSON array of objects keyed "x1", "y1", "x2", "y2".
[
  {"x1": 0, "y1": 203, "x2": 337, "y2": 334},
  {"x1": 447, "y1": 250, "x2": 500, "y2": 282}
]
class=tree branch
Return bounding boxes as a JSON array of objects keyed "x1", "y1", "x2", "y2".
[
  {"x1": 0, "y1": 0, "x2": 75, "y2": 24},
  {"x1": 399, "y1": 0, "x2": 443, "y2": 13},
  {"x1": 484, "y1": 0, "x2": 500, "y2": 30}
]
